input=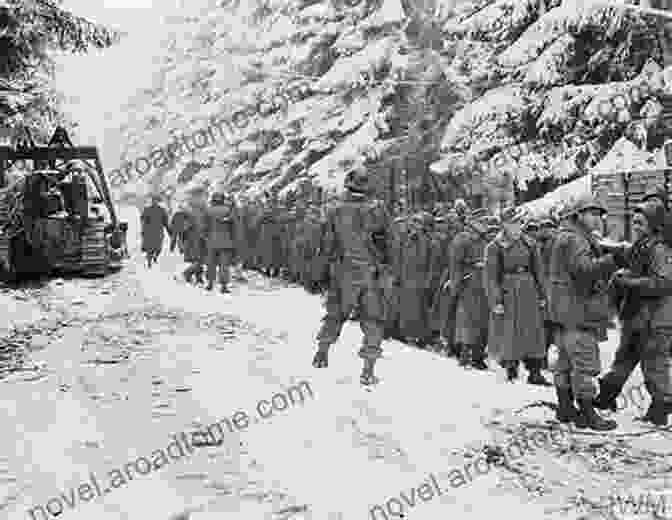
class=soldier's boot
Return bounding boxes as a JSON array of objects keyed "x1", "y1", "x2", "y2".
[
  {"x1": 195, "y1": 269, "x2": 205, "y2": 286},
  {"x1": 220, "y1": 285, "x2": 231, "y2": 294},
  {"x1": 206, "y1": 282, "x2": 214, "y2": 291},
  {"x1": 575, "y1": 399, "x2": 617, "y2": 431},
  {"x1": 312, "y1": 343, "x2": 330, "y2": 368},
  {"x1": 505, "y1": 361, "x2": 519, "y2": 382},
  {"x1": 593, "y1": 378, "x2": 620, "y2": 412},
  {"x1": 458, "y1": 343, "x2": 471, "y2": 368},
  {"x1": 471, "y1": 345, "x2": 488, "y2": 370},
  {"x1": 182, "y1": 268, "x2": 194, "y2": 284},
  {"x1": 444, "y1": 339, "x2": 459, "y2": 358},
  {"x1": 555, "y1": 386, "x2": 579, "y2": 424},
  {"x1": 360, "y1": 358, "x2": 380, "y2": 386},
  {"x1": 526, "y1": 358, "x2": 552, "y2": 386}
]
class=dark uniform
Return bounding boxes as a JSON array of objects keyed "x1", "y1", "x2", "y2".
[
  {"x1": 140, "y1": 196, "x2": 170, "y2": 268},
  {"x1": 596, "y1": 202, "x2": 672, "y2": 425},
  {"x1": 203, "y1": 192, "x2": 238, "y2": 293},
  {"x1": 312, "y1": 165, "x2": 391, "y2": 386},
  {"x1": 485, "y1": 213, "x2": 548, "y2": 383},
  {"x1": 181, "y1": 200, "x2": 208, "y2": 285},
  {"x1": 450, "y1": 217, "x2": 490, "y2": 369}
]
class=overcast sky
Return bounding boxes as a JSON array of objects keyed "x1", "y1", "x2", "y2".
[{"x1": 54, "y1": 0, "x2": 185, "y2": 161}]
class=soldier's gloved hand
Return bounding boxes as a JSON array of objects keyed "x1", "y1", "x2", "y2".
[{"x1": 493, "y1": 303, "x2": 504, "y2": 315}]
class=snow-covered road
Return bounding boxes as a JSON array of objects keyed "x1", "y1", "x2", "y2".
[{"x1": 1, "y1": 205, "x2": 670, "y2": 520}]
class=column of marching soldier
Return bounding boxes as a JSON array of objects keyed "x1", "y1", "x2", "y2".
[{"x1": 140, "y1": 176, "x2": 672, "y2": 429}]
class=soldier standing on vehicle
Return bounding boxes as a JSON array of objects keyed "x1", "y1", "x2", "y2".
[
  {"x1": 140, "y1": 194, "x2": 171, "y2": 268},
  {"x1": 485, "y1": 206, "x2": 549, "y2": 383},
  {"x1": 311, "y1": 163, "x2": 391, "y2": 386},
  {"x1": 203, "y1": 191, "x2": 238, "y2": 293},
  {"x1": 547, "y1": 195, "x2": 628, "y2": 430}
]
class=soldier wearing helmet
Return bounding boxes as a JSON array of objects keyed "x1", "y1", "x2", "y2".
[
  {"x1": 312, "y1": 162, "x2": 392, "y2": 386},
  {"x1": 203, "y1": 189, "x2": 238, "y2": 293},
  {"x1": 594, "y1": 201, "x2": 672, "y2": 426},
  {"x1": 547, "y1": 194, "x2": 629, "y2": 430},
  {"x1": 642, "y1": 184, "x2": 672, "y2": 247}
]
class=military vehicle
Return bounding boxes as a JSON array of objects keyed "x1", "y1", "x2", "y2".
[{"x1": 0, "y1": 126, "x2": 128, "y2": 279}]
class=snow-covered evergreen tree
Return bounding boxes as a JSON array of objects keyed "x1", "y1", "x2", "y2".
[{"x1": 433, "y1": 0, "x2": 672, "y2": 209}]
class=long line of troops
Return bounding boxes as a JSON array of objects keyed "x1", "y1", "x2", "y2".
[{"x1": 140, "y1": 183, "x2": 672, "y2": 429}]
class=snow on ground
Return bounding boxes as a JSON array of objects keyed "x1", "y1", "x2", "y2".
[{"x1": 0, "y1": 205, "x2": 668, "y2": 520}]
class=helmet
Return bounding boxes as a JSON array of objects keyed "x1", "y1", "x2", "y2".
[
  {"x1": 642, "y1": 185, "x2": 668, "y2": 209},
  {"x1": 523, "y1": 218, "x2": 540, "y2": 232},
  {"x1": 343, "y1": 164, "x2": 369, "y2": 194},
  {"x1": 571, "y1": 195, "x2": 607, "y2": 216}
]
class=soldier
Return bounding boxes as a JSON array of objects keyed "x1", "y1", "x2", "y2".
[
  {"x1": 537, "y1": 217, "x2": 559, "y2": 368},
  {"x1": 606, "y1": 202, "x2": 672, "y2": 426},
  {"x1": 547, "y1": 195, "x2": 628, "y2": 430},
  {"x1": 641, "y1": 184, "x2": 672, "y2": 246},
  {"x1": 384, "y1": 214, "x2": 408, "y2": 341},
  {"x1": 398, "y1": 212, "x2": 433, "y2": 347},
  {"x1": 449, "y1": 208, "x2": 490, "y2": 369},
  {"x1": 180, "y1": 186, "x2": 209, "y2": 285},
  {"x1": 203, "y1": 191, "x2": 238, "y2": 293},
  {"x1": 432, "y1": 209, "x2": 466, "y2": 356},
  {"x1": 259, "y1": 193, "x2": 282, "y2": 277},
  {"x1": 311, "y1": 164, "x2": 391, "y2": 386},
  {"x1": 594, "y1": 202, "x2": 672, "y2": 424},
  {"x1": 484, "y1": 206, "x2": 549, "y2": 383},
  {"x1": 140, "y1": 194, "x2": 171, "y2": 268},
  {"x1": 427, "y1": 215, "x2": 452, "y2": 350}
]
